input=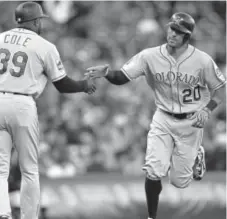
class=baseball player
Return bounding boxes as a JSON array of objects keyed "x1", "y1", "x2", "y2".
[
  {"x1": 0, "y1": 2, "x2": 96, "y2": 219},
  {"x1": 86, "y1": 12, "x2": 226, "y2": 219}
]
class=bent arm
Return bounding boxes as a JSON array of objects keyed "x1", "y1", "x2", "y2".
[
  {"x1": 53, "y1": 75, "x2": 88, "y2": 93},
  {"x1": 105, "y1": 70, "x2": 130, "y2": 85}
]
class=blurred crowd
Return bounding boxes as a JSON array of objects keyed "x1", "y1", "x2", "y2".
[{"x1": 0, "y1": 1, "x2": 226, "y2": 178}]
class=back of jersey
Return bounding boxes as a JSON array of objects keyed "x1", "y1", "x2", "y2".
[{"x1": 0, "y1": 28, "x2": 48, "y2": 98}]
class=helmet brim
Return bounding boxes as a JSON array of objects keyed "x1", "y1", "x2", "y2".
[
  {"x1": 168, "y1": 22, "x2": 191, "y2": 34},
  {"x1": 16, "y1": 14, "x2": 49, "y2": 23}
]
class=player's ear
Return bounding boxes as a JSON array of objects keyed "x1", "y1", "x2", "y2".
[
  {"x1": 33, "y1": 18, "x2": 39, "y2": 27},
  {"x1": 183, "y1": 33, "x2": 190, "y2": 43}
]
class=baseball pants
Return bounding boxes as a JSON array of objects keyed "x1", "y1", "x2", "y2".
[
  {"x1": 142, "y1": 108, "x2": 203, "y2": 188},
  {"x1": 0, "y1": 93, "x2": 40, "y2": 219}
]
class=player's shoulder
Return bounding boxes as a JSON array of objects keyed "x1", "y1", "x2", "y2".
[
  {"x1": 27, "y1": 33, "x2": 59, "y2": 58},
  {"x1": 32, "y1": 34, "x2": 56, "y2": 52},
  {"x1": 193, "y1": 46, "x2": 213, "y2": 62}
]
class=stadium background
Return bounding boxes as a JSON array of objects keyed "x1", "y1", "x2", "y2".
[{"x1": 0, "y1": 1, "x2": 225, "y2": 219}]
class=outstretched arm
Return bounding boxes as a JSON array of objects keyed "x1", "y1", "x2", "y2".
[
  {"x1": 86, "y1": 65, "x2": 130, "y2": 85},
  {"x1": 53, "y1": 75, "x2": 96, "y2": 94},
  {"x1": 44, "y1": 46, "x2": 96, "y2": 94},
  {"x1": 105, "y1": 69, "x2": 130, "y2": 85}
]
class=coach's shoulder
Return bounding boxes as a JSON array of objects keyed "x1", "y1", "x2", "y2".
[
  {"x1": 36, "y1": 35, "x2": 55, "y2": 49},
  {"x1": 32, "y1": 35, "x2": 58, "y2": 55}
]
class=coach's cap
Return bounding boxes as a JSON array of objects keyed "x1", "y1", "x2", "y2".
[
  {"x1": 168, "y1": 12, "x2": 195, "y2": 34},
  {"x1": 15, "y1": 2, "x2": 49, "y2": 24}
]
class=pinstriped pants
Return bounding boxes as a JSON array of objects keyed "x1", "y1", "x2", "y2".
[{"x1": 0, "y1": 93, "x2": 40, "y2": 219}]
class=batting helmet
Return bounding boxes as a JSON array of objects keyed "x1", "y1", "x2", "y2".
[
  {"x1": 15, "y1": 2, "x2": 48, "y2": 24},
  {"x1": 168, "y1": 12, "x2": 195, "y2": 35}
]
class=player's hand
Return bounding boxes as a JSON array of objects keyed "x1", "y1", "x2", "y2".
[
  {"x1": 84, "y1": 76, "x2": 96, "y2": 94},
  {"x1": 85, "y1": 64, "x2": 109, "y2": 79},
  {"x1": 189, "y1": 107, "x2": 211, "y2": 128}
]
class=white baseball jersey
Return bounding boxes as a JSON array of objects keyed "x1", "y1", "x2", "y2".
[
  {"x1": 0, "y1": 28, "x2": 66, "y2": 98},
  {"x1": 121, "y1": 44, "x2": 226, "y2": 113}
]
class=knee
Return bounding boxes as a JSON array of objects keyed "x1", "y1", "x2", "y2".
[
  {"x1": 0, "y1": 165, "x2": 10, "y2": 178},
  {"x1": 0, "y1": 158, "x2": 10, "y2": 177},
  {"x1": 142, "y1": 163, "x2": 168, "y2": 180},
  {"x1": 143, "y1": 169, "x2": 163, "y2": 182},
  {"x1": 0, "y1": 167, "x2": 10, "y2": 177},
  {"x1": 146, "y1": 172, "x2": 162, "y2": 183},
  {"x1": 170, "y1": 175, "x2": 192, "y2": 189},
  {"x1": 21, "y1": 171, "x2": 39, "y2": 183},
  {"x1": 20, "y1": 165, "x2": 39, "y2": 178}
]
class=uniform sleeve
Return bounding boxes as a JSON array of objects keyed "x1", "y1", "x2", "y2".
[
  {"x1": 204, "y1": 56, "x2": 226, "y2": 91},
  {"x1": 44, "y1": 45, "x2": 67, "y2": 82},
  {"x1": 120, "y1": 51, "x2": 147, "y2": 80}
]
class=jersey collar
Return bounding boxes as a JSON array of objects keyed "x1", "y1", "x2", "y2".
[
  {"x1": 12, "y1": 28, "x2": 38, "y2": 35},
  {"x1": 160, "y1": 43, "x2": 195, "y2": 66}
]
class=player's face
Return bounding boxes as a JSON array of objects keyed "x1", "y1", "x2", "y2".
[{"x1": 166, "y1": 26, "x2": 185, "y2": 48}]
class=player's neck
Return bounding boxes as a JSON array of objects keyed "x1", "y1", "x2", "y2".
[
  {"x1": 17, "y1": 24, "x2": 37, "y2": 34},
  {"x1": 166, "y1": 43, "x2": 188, "y2": 60}
]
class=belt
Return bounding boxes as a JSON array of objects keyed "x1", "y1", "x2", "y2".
[
  {"x1": 162, "y1": 109, "x2": 195, "y2": 120},
  {"x1": 0, "y1": 91, "x2": 29, "y2": 96}
]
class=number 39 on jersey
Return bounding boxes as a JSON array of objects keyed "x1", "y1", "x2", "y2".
[{"x1": 0, "y1": 48, "x2": 28, "y2": 77}]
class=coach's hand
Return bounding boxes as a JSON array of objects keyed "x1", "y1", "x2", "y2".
[
  {"x1": 84, "y1": 77, "x2": 96, "y2": 94},
  {"x1": 189, "y1": 107, "x2": 211, "y2": 128},
  {"x1": 85, "y1": 64, "x2": 109, "y2": 79}
]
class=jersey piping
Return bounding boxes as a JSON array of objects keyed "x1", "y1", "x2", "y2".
[
  {"x1": 159, "y1": 46, "x2": 174, "y2": 113},
  {"x1": 177, "y1": 46, "x2": 195, "y2": 112},
  {"x1": 121, "y1": 68, "x2": 133, "y2": 81}
]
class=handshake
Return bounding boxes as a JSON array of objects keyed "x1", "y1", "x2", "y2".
[{"x1": 83, "y1": 64, "x2": 109, "y2": 94}]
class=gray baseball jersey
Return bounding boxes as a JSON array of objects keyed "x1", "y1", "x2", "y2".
[
  {"x1": 121, "y1": 44, "x2": 226, "y2": 113},
  {"x1": 0, "y1": 28, "x2": 66, "y2": 98}
]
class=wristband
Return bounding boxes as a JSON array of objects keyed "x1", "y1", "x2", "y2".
[{"x1": 206, "y1": 99, "x2": 218, "y2": 111}]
